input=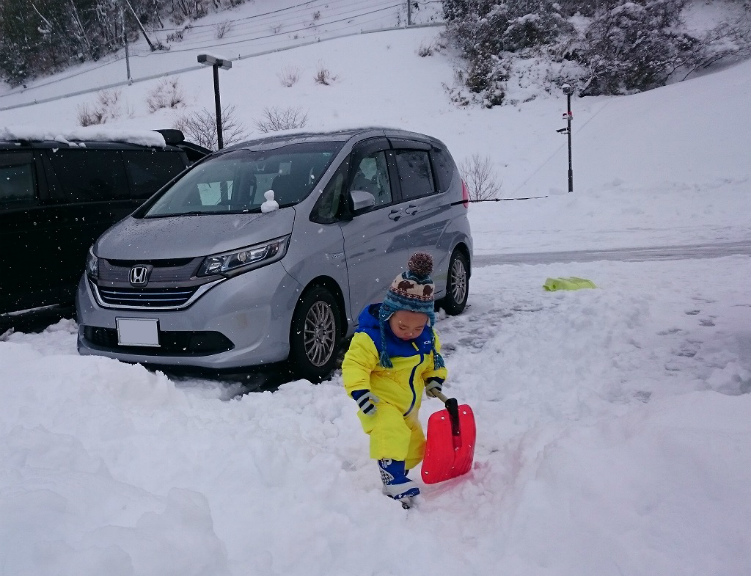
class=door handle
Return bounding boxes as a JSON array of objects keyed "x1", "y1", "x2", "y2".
[
  {"x1": 388, "y1": 209, "x2": 402, "y2": 221},
  {"x1": 404, "y1": 204, "x2": 418, "y2": 215}
]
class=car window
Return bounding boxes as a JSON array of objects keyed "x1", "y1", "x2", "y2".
[
  {"x1": 393, "y1": 149, "x2": 435, "y2": 201},
  {"x1": 349, "y1": 150, "x2": 392, "y2": 206},
  {"x1": 143, "y1": 142, "x2": 341, "y2": 217},
  {"x1": 430, "y1": 146, "x2": 456, "y2": 193},
  {"x1": 0, "y1": 152, "x2": 36, "y2": 204},
  {"x1": 47, "y1": 149, "x2": 129, "y2": 202},
  {"x1": 123, "y1": 150, "x2": 187, "y2": 199},
  {"x1": 311, "y1": 160, "x2": 348, "y2": 224}
]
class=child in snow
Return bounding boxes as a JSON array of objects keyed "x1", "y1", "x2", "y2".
[{"x1": 342, "y1": 252, "x2": 447, "y2": 501}]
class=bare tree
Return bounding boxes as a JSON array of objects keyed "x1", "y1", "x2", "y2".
[
  {"x1": 278, "y1": 66, "x2": 300, "y2": 87},
  {"x1": 215, "y1": 20, "x2": 232, "y2": 39},
  {"x1": 254, "y1": 106, "x2": 308, "y2": 133},
  {"x1": 314, "y1": 62, "x2": 337, "y2": 85},
  {"x1": 417, "y1": 41, "x2": 435, "y2": 57},
  {"x1": 173, "y1": 105, "x2": 248, "y2": 150},
  {"x1": 77, "y1": 89, "x2": 122, "y2": 126},
  {"x1": 460, "y1": 154, "x2": 502, "y2": 201},
  {"x1": 146, "y1": 78, "x2": 185, "y2": 112}
]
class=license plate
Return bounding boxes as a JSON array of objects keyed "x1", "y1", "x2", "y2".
[{"x1": 116, "y1": 318, "x2": 160, "y2": 347}]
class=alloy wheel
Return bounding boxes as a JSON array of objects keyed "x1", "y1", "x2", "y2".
[
  {"x1": 303, "y1": 301, "x2": 337, "y2": 367},
  {"x1": 450, "y1": 257, "x2": 467, "y2": 305}
]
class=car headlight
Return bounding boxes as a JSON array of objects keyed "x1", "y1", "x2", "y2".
[
  {"x1": 86, "y1": 246, "x2": 99, "y2": 279},
  {"x1": 197, "y1": 236, "x2": 290, "y2": 277}
]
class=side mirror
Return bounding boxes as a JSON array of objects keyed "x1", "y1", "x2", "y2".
[{"x1": 350, "y1": 189, "x2": 375, "y2": 214}]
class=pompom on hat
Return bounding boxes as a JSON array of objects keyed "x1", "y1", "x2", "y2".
[{"x1": 378, "y1": 252, "x2": 444, "y2": 369}]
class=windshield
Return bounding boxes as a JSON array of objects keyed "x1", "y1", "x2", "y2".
[{"x1": 143, "y1": 142, "x2": 342, "y2": 217}]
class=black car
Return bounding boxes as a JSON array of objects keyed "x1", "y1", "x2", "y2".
[{"x1": 0, "y1": 129, "x2": 209, "y2": 320}]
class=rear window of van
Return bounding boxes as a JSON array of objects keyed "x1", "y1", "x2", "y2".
[
  {"x1": 0, "y1": 152, "x2": 36, "y2": 203},
  {"x1": 124, "y1": 150, "x2": 187, "y2": 199},
  {"x1": 47, "y1": 149, "x2": 129, "y2": 202}
]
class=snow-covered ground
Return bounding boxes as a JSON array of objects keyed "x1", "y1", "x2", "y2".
[{"x1": 1, "y1": 5, "x2": 750, "y2": 576}]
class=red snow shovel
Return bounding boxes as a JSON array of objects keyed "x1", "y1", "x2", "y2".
[{"x1": 421, "y1": 391, "x2": 476, "y2": 484}]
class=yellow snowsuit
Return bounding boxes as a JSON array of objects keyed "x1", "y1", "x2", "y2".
[{"x1": 342, "y1": 310, "x2": 447, "y2": 471}]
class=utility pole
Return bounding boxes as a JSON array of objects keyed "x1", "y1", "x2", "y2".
[
  {"x1": 557, "y1": 83, "x2": 575, "y2": 193},
  {"x1": 121, "y1": 6, "x2": 131, "y2": 84},
  {"x1": 123, "y1": 0, "x2": 156, "y2": 51},
  {"x1": 407, "y1": 1, "x2": 412, "y2": 26}
]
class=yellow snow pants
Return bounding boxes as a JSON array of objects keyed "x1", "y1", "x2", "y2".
[{"x1": 358, "y1": 401, "x2": 426, "y2": 471}]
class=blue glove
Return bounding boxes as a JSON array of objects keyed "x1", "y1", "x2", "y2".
[
  {"x1": 351, "y1": 389, "x2": 378, "y2": 416},
  {"x1": 425, "y1": 378, "x2": 444, "y2": 398}
]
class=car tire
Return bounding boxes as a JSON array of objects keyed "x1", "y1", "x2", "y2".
[
  {"x1": 440, "y1": 250, "x2": 469, "y2": 315},
  {"x1": 289, "y1": 285, "x2": 342, "y2": 382}
]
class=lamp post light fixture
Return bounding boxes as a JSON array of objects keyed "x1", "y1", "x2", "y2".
[{"x1": 197, "y1": 53, "x2": 232, "y2": 149}]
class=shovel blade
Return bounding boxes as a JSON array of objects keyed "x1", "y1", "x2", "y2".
[{"x1": 421, "y1": 403, "x2": 476, "y2": 484}]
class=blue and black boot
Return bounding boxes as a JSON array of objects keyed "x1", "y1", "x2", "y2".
[{"x1": 378, "y1": 458, "x2": 420, "y2": 500}]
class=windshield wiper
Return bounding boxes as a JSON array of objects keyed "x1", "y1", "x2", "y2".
[{"x1": 146, "y1": 208, "x2": 261, "y2": 218}]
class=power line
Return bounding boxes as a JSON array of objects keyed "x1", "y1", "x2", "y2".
[
  {"x1": 148, "y1": 3, "x2": 402, "y2": 57},
  {"x1": 131, "y1": 0, "x2": 402, "y2": 54},
  {"x1": 157, "y1": 0, "x2": 323, "y2": 32},
  {"x1": 0, "y1": 23, "x2": 442, "y2": 112},
  {"x1": 0, "y1": 0, "x2": 419, "y2": 102}
]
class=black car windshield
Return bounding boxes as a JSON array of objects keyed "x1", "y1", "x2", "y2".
[{"x1": 143, "y1": 142, "x2": 342, "y2": 217}]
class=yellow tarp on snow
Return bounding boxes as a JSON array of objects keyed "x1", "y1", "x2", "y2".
[{"x1": 543, "y1": 277, "x2": 597, "y2": 291}]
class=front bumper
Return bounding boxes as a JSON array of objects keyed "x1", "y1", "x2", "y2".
[{"x1": 76, "y1": 261, "x2": 303, "y2": 369}]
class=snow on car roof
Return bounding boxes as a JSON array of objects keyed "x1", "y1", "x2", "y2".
[{"x1": 0, "y1": 126, "x2": 166, "y2": 147}]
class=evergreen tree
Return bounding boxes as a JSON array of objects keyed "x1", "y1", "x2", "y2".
[
  {"x1": 579, "y1": 0, "x2": 697, "y2": 95},
  {"x1": 442, "y1": 0, "x2": 573, "y2": 105},
  {"x1": 0, "y1": 0, "x2": 158, "y2": 85},
  {"x1": 439, "y1": 0, "x2": 749, "y2": 102}
]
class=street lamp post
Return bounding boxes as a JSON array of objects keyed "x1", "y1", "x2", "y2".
[
  {"x1": 197, "y1": 54, "x2": 232, "y2": 149},
  {"x1": 560, "y1": 83, "x2": 574, "y2": 193}
]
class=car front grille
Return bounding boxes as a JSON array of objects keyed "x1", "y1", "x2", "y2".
[
  {"x1": 97, "y1": 285, "x2": 199, "y2": 307},
  {"x1": 93, "y1": 256, "x2": 221, "y2": 310}
]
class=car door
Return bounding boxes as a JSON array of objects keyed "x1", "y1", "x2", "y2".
[
  {"x1": 337, "y1": 138, "x2": 413, "y2": 321},
  {"x1": 386, "y1": 138, "x2": 453, "y2": 291},
  {"x1": 0, "y1": 150, "x2": 49, "y2": 313}
]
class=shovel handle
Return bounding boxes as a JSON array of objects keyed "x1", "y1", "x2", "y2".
[{"x1": 431, "y1": 390, "x2": 461, "y2": 436}]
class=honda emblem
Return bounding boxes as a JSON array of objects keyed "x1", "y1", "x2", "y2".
[{"x1": 129, "y1": 265, "x2": 150, "y2": 286}]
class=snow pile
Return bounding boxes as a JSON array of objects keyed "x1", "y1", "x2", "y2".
[{"x1": 1, "y1": 255, "x2": 749, "y2": 576}]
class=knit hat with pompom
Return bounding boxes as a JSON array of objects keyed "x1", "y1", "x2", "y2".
[{"x1": 378, "y1": 252, "x2": 444, "y2": 369}]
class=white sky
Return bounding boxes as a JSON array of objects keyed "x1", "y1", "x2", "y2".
[{"x1": 1, "y1": 2, "x2": 750, "y2": 575}]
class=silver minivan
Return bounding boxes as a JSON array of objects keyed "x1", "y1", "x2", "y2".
[{"x1": 76, "y1": 127, "x2": 472, "y2": 380}]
